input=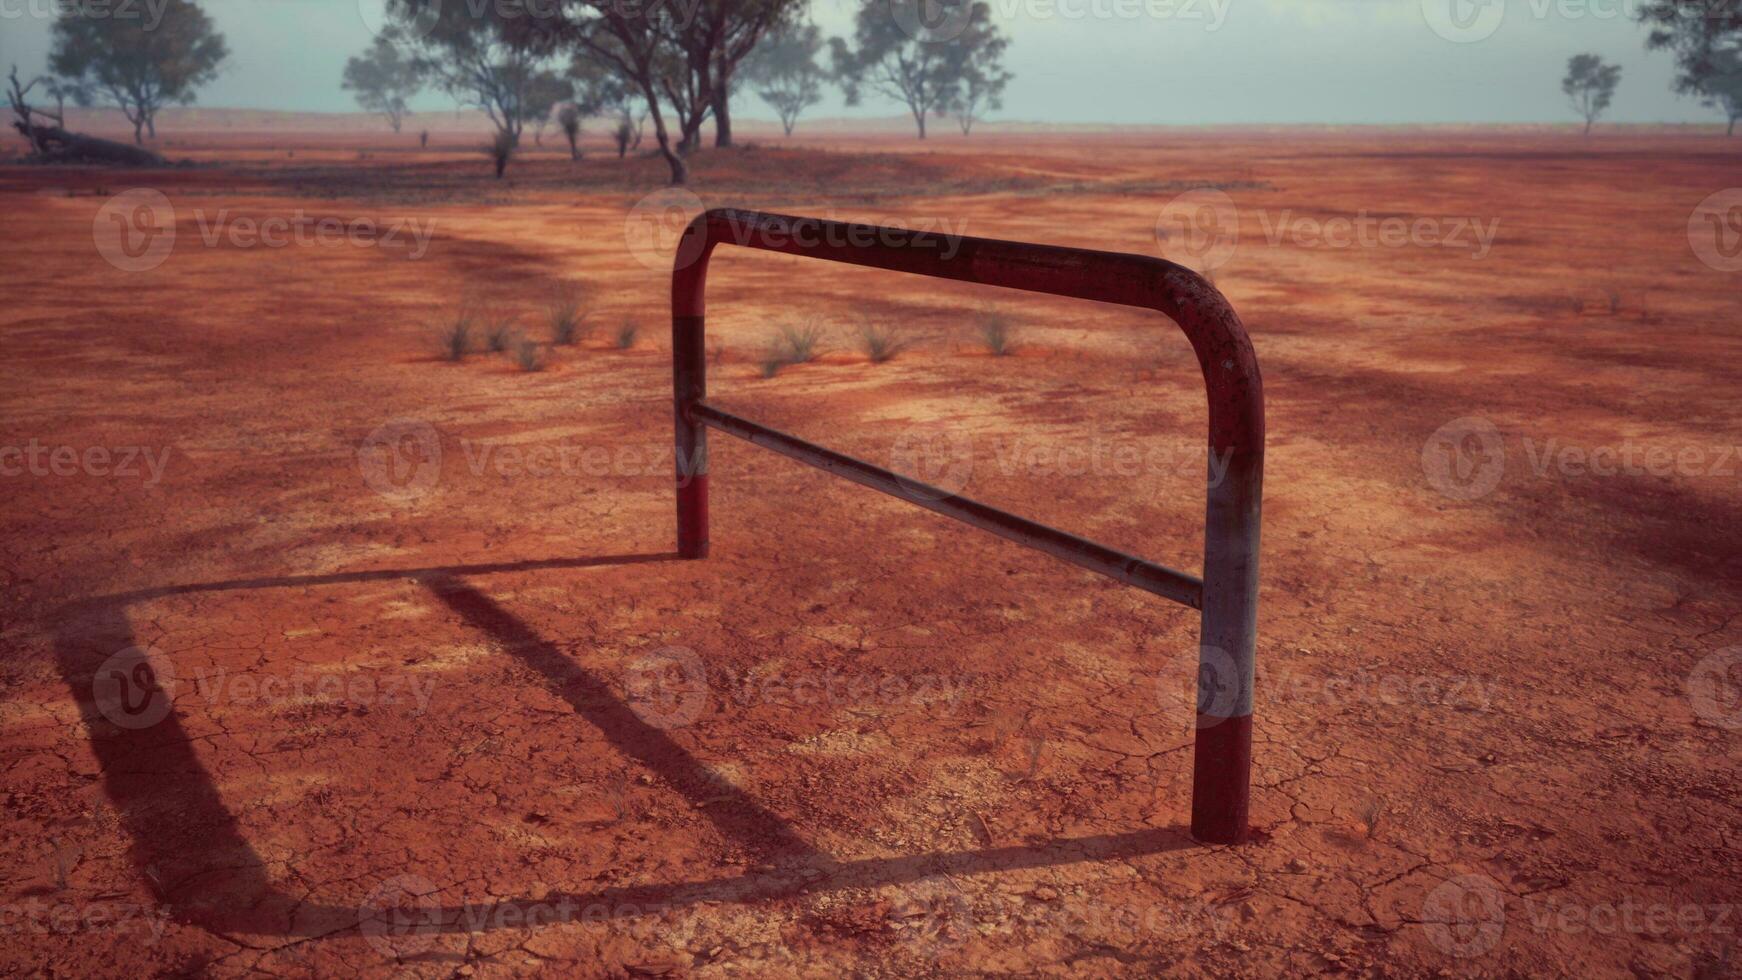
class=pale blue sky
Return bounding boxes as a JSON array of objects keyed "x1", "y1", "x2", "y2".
[{"x1": 0, "y1": 0, "x2": 1722, "y2": 124}]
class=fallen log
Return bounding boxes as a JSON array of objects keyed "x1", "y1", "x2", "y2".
[{"x1": 12, "y1": 121, "x2": 165, "y2": 167}]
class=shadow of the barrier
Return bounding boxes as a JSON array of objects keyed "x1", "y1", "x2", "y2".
[{"x1": 51, "y1": 553, "x2": 1198, "y2": 945}]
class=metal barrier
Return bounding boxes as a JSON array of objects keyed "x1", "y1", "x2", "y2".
[{"x1": 670, "y1": 209, "x2": 1263, "y2": 844}]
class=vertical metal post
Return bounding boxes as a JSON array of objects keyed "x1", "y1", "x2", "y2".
[
  {"x1": 1191, "y1": 448, "x2": 1262, "y2": 844},
  {"x1": 673, "y1": 314, "x2": 708, "y2": 559},
  {"x1": 671, "y1": 220, "x2": 715, "y2": 560}
]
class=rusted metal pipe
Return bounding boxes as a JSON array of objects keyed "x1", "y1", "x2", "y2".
[
  {"x1": 670, "y1": 209, "x2": 1264, "y2": 845},
  {"x1": 691, "y1": 402, "x2": 1205, "y2": 609}
]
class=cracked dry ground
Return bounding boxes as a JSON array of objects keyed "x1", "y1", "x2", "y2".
[{"x1": 1, "y1": 130, "x2": 1739, "y2": 977}]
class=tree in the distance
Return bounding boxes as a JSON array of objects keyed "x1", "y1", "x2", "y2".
[
  {"x1": 1697, "y1": 45, "x2": 1742, "y2": 136},
  {"x1": 673, "y1": 0, "x2": 804, "y2": 148},
  {"x1": 1563, "y1": 53, "x2": 1622, "y2": 135},
  {"x1": 557, "y1": 103, "x2": 582, "y2": 157},
  {"x1": 1638, "y1": 0, "x2": 1742, "y2": 99},
  {"x1": 50, "y1": 0, "x2": 227, "y2": 144},
  {"x1": 568, "y1": 47, "x2": 643, "y2": 158},
  {"x1": 342, "y1": 32, "x2": 423, "y2": 133},
  {"x1": 523, "y1": 71, "x2": 572, "y2": 144},
  {"x1": 742, "y1": 23, "x2": 825, "y2": 136},
  {"x1": 548, "y1": 2, "x2": 692, "y2": 183},
  {"x1": 946, "y1": 3, "x2": 1009, "y2": 135},
  {"x1": 832, "y1": 0, "x2": 1006, "y2": 139},
  {"x1": 390, "y1": 0, "x2": 561, "y2": 155}
]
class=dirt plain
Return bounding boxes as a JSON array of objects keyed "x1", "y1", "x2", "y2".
[{"x1": 1, "y1": 121, "x2": 1740, "y2": 977}]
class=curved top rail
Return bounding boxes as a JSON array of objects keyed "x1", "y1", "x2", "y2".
[
  {"x1": 671, "y1": 207, "x2": 1263, "y2": 456},
  {"x1": 667, "y1": 206, "x2": 1266, "y2": 844}
]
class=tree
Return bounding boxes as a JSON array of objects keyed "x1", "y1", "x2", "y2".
[
  {"x1": 557, "y1": 103, "x2": 583, "y2": 157},
  {"x1": 1638, "y1": 0, "x2": 1742, "y2": 97},
  {"x1": 1563, "y1": 53, "x2": 1621, "y2": 135},
  {"x1": 342, "y1": 33, "x2": 423, "y2": 133},
  {"x1": 945, "y1": 4, "x2": 1009, "y2": 135},
  {"x1": 569, "y1": 44, "x2": 645, "y2": 158},
  {"x1": 485, "y1": 128, "x2": 515, "y2": 178},
  {"x1": 42, "y1": 77, "x2": 84, "y2": 118},
  {"x1": 676, "y1": 0, "x2": 804, "y2": 148},
  {"x1": 8, "y1": 64, "x2": 162, "y2": 165},
  {"x1": 391, "y1": 1, "x2": 557, "y2": 147},
  {"x1": 524, "y1": 71, "x2": 573, "y2": 144},
  {"x1": 742, "y1": 22, "x2": 824, "y2": 136},
  {"x1": 1696, "y1": 45, "x2": 1742, "y2": 136},
  {"x1": 539, "y1": 0, "x2": 696, "y2": 184},
  {"x1": 49, "y1": 0, "x2": 227, "y2": 144},
  {"x1": 658, "y1": 41, "x2": 713, "y2": 154},
  {"x1": 832, "y1": 0, "x2": 1003, "y2": 139}
]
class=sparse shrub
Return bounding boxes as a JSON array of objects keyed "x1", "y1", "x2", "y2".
[
  {"x1": 615, "y1": 320, "x2": 639, "y2": 349},
  {"x1": 511, "y1": 337, "x2": 546, "y2": 372},
  {"x1": 485, "y1": 318, "x2": 517, "y2": 353},
  {"x1": 1357, "y1": 799, "x2": 1385, "y2": 839},
  {"x1": 976, "y1": 308, "x2": 1017, "y2": 356},
  {"x1": 758, "y1": 342, "x2": 786, "y2": 378},
  {"x1": 548, "y1": 284, "x2": 591, "y2": 345},
  {"x1": 437, "y1": 312, "x2": 474, "y2": 361},
  {"x1": 1604, "y1": 286, "x2": 1622, "y2": 315},
  {"x1": 855, "y1": 321, "x2": 908, "y2": 363},
  {"x1": 773, "y1": 320, "x2": 825, "y2": 363}
]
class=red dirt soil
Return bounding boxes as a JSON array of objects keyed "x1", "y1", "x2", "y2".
[{"x1": 1, "y1": 125, "x2": 1739, "y2": 977}]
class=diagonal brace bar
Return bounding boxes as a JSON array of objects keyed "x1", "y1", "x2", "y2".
[{"x1": 691, "y1": 402, "x2": 1205, "y2": 609}]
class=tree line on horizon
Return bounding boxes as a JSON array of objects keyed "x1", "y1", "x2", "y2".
[
  {"x1": 8, "y1": 0, "x2": 1742, "y2": 179},
  {"x1": 337, "y1": 0, "x2": 1013, "y2": 183}
]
